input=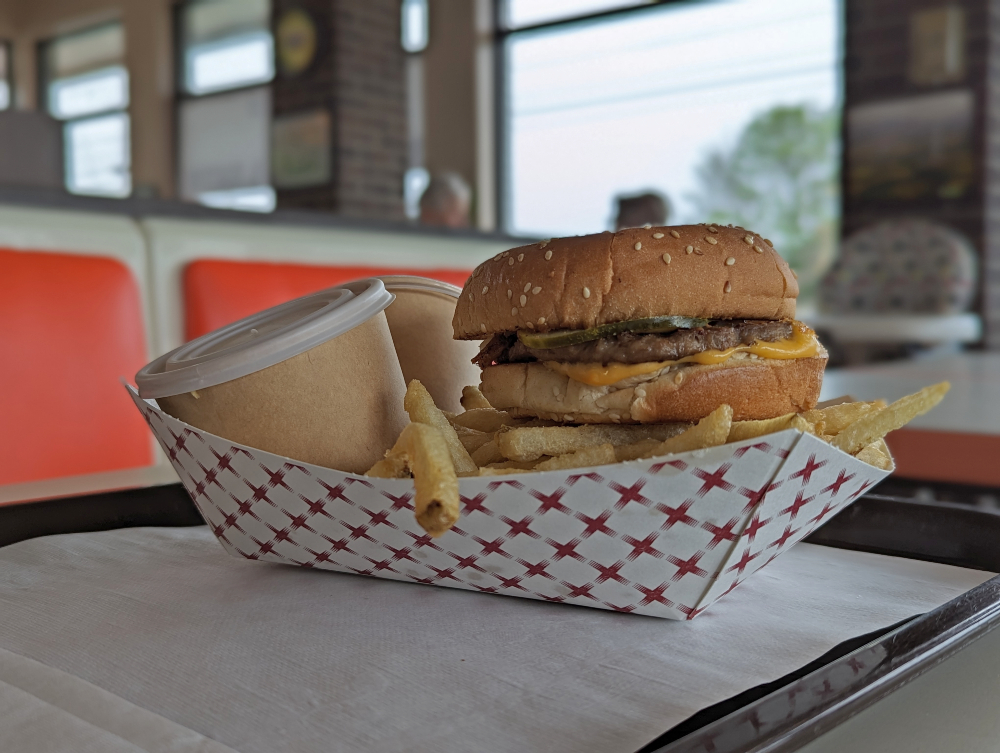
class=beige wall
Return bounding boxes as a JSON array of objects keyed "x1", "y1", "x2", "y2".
[{"x1": 5, "y1": 0, "x2": 176, "y2": 198}]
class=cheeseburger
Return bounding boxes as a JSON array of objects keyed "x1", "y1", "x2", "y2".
[{"x1": 452, "y1": 224, "x2": 826, "y2": 423}]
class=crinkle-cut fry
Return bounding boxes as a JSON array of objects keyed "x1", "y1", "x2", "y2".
[
  {"x1": 450, "y1": 408, "x2": 515, "y2": 433},
  {"x1": 621, "y1": 404, "x2": 733, "y2": 460},
  {"x1": 497, "y1": 423, "x2": 689, "y2": 462},
  {"x1": 802, "y1": 400, "x2": 886, "y2": 436},
  {"x1": 855, "y1": 439, "x2": 893, "y2": 471},
  {"x1": 461, "y1": 385, "x2": 493, "y2": 410},
  {"x1": 832, "y1": 382, "x2": 950, "y2": 455},
  {"x1": 397, "y1": 422, "x2": 460, "y2": 537},
  {"x1": 404, "y1": 379, "x2": 478, "y2": 476},
  {"x1": 471, "y1": 439, "x2": 505, "y2": 467},
  {"x1": 533, "y1": 443, "x2": 616, "y2": 471}
]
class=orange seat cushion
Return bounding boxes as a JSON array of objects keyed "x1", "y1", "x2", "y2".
[
  {"x1": 0, "y1": 248, "x2": 152, "y2": 485},
  {"x1": 184, "y1": 260, "x2": 472, "y2": 340}
]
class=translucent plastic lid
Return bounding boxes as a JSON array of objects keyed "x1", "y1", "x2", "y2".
[
  {"x1": 136, "y1": 278, "x2": 394, "y2": 399},
  {"x1": 377, "y1": 275, "x2": 463, "y2": 299}
]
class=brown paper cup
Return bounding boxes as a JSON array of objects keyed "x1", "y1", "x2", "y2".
[
  {"x1": 381, "y1": 278, "x2": 481, "y2": 413},
  {"x1": 153, "y1": 311, "x2": 407, "y2": 475}
]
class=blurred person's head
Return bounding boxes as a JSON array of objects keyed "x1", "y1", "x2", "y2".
[
  {"x1": 419, "y1": 172, "x2": 472, "y2": 228},
  {"x1": 614, "y1": 191, "x2": 670, "y2": 230}
]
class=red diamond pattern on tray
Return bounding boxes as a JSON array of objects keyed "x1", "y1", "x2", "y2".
[{"x1": 128, "y1": 387, "x2": 890, "y2": 620}]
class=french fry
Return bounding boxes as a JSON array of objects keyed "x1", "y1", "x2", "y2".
[
  {"x1": 396, "y1": 423, "x2": 461, "y2": 537},
  {"x1": 802, "y1": 400, "x2": 886, "y2": 436},
  {"x1": 614, "y1": 438, "x2": 662, "y2": 462},
  {"x1": 478, "y1": 466, "x2": 532, "y2": 476},
  {"x1": 832, "y1": 382, "x2": 950, "y2": 455},
  {"x1": 855, "y1": 439, "x2": 893, "y2": 471},
  {"x1": 497, "y1": 423, "x2": 689, "y2": 462},
  {"x1": 450, "y1": 408, "x2": 515, "y2": 433},
  {"x1": 535, "y1": 444, "x2": 616, "y2": 471},
  {"x1": 461, "y1": 385, "x2": 493, "y2": 410},
  {"x1": 404, "y1": 380, "x2": 478, "y2": 476},
  {"x1": 480, "y1": 459, "x2": 539, "y2": 474},
  {"x1": 620, "y1": 404, "x2": 733, "y2": 460},
  {"x1": 728, "y1": 413, "x2": 798, "y2": 443},
  {"x1": 814, "y1": 395, "x2": 857, "y2": 409},
  {"x1": 365, "y1": 453, "x2": 410, "y2": 478},
  {"x1": 471, "y1": 439, "x2": 505, "y2": 467},
  {"x1": 454, "y1": 426, "x2": 494, "y2": 454}
]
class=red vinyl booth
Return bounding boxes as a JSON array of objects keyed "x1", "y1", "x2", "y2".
[
  {"x1": 183, "y1": 259, "x2": 472, "y2": 340},
  {"x1": 0, "y1": 248, "x2": 153, "y2": 485}
]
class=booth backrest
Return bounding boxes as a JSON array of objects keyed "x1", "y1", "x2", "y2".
[
  {"x1": 184, "y1": 259, "x2": 471, "y2": 339},
  {"x1": 0, "y1": 248, "x2": 152, "y2": 485}
]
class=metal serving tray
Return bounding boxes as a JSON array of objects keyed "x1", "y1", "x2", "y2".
[{"x1": 3, "y1": 487, "x2": 999, "y2": 752}]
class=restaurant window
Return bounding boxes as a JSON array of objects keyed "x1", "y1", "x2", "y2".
[
  {"x1": 402, "y1": 0, "x2": 430, "y2": 219},
  {"x1": 0, "y1": 42, "x2": 11, "y2": 110},
  {"x1": 177, "y1": 0, "x2": 275, "y2": 212},
  {"x1": 500, "y1": 0, "x2": 843, "y2": 300},
  {"x1": 40, "y1": 23, "x2": 131, "y2": 198}
]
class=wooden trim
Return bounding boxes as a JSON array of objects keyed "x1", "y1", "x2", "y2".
[{"x1": 885, "y1": 428, "x2": 1000, "y2": 487}]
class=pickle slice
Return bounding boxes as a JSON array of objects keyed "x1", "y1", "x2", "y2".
[{"x1": 517, "y1": 315, "x2": 709, "y2": 349}]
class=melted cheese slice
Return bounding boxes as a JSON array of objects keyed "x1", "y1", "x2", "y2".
[{"x1": 543, "y1": 324, "x2": 819, "y2": 387}]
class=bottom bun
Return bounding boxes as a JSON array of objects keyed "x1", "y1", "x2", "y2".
[{"x1": 480, "y1": 351, "x2": 828, "y2": 423}]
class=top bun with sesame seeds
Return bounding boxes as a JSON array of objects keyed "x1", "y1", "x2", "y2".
[{"x1": 452, "y1": 224, "x2": 798, "y2": 340}]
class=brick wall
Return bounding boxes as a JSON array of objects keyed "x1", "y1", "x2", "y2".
[
  {"x1": 273, "y1": 0, "x2": 407, "y2": 221},
  {"x1": 843, "y1": 0, "x2": 993, "y2": 343}
]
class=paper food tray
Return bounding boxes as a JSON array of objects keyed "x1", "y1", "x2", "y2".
[{"x1": 129, "y1": 386, "x2": 891, "y2": 620}]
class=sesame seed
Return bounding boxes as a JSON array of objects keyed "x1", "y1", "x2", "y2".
[
  {"x1": 634, "y1": 242, "x2": 642, "y2": 250},
  {"x1": 511, "y1": 307, "x2": 518, "y2": 315},
  {"x1": 706, "y1": 237, "x2": 718, "y2": 245},
  {"x1": 724, "y1": 281, "x2": 732, "y2": 293},
  {"x1": 765, "y1": 238, "x2": 773, "y2": 246},
  {"x1": 507, "y1": 289, "x2": 512, "y2": 299},
  {"x1": 532, "y1": 286, "x2": 541, "y2": 294},
  {"x1": 694, "y1": 248, "x2": 704, "y2": 255},
  {"x1": 480, "y1": 323, "x2": 486, "y2": 332},
  {"x1": 744, "y1": 236, "x2": 754, "y2": 245},
  {"x1": 517, "y1": 253, "x2": 524, "y2": 262},
  {"x1": 725, "y1": 257, "x2": 736, "y2": 266},
  {"x1": 469, "y1": 292, "x2": 475, "y2": 302},
  {"x1": 653, "y1": 232, "x2": 664, "y2": 239},
  {"x1": 662, "y1": 253, "x2": 671, "y2": 264},
  {"x1": 523, "y1": 282, "x2": 531, "y2": 293},
  {"x1": 482, "y1": 285, "x2": 488, "y2": 294},
  {"x1": 643, "y1": 223, "x2": 652, "y2": 229},
  {"x1": 508, "y1": 257, "x2": 515, "y2": 266},
  {"x1": 537, "y1": 316, "x2": 546, "y2": 325},
  {"x1": 609, "y1": 413, "x2": 620, "y2": 420},
  {"x1": 552, "y1": 386, "x2": 560, "y2": 396},
  {"x1": 539, "y1": 240, "x2": 549, "y2": 248},
  {"x1": 707, "y1": 226, "x2": 718, "y2": 233},
  {"x1": 635, "y1": 387, "x2": 646, "y2": 397},
  {"x1": 493, "y1": 253, "x2": 502, "y2": 261},
  {"x1": 564, "y1": 414, "x2": 574, "y2": 422},
  {"x1": 502, "y1": 251, "x2": 509, "y2": 257},
  {"x1": 520, "y1": 294, "x2": 527, "y2": 306},
  {"x1": 686, "y1": 245, "x2": 694, "y2": 254},
  {"x1": 674, "y1": 372, "x2": 684, "y2": 385},
  {"x1": 544, "y1": 250, "x2": 553, "y2": 260},
  {"x1": 670, "y1": 230, "x2": 680, "y2": 238},
  {"x1": 526, "y1": 321, "x2": 535, "y2": 329},
  {"x1": 582, "y1": 287, "x2": 591, "y2": 299},
  {"x1": 754, "y1": 245, "x2": 764, "y2": 254}
]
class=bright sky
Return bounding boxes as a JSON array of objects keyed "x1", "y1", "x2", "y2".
[{"x1": 506, "y1": 0, "x2": 842, "y2": 237}]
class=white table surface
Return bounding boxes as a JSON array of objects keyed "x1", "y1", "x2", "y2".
[
  {"x1": 0, "y1": 526, "x2": 990, "y2": 753},
  {"x1": 820, "y1": 352, "x2": 1000, "y2": 436}
]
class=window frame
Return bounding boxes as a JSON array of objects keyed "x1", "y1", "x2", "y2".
[
  {"x1": 37, "y1": 22, "x2": 132, "y2": 198},
  {"x1": 172, "y1": 0, "x2": 277, "y2": 212}
]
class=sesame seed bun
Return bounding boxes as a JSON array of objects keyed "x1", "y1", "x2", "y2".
[
  {"x1": 453, "y1": 224, "x2": 798, "y2": 339},
  {"x1": 479, "y1": 349, "x2": 828, "y2": 424}
]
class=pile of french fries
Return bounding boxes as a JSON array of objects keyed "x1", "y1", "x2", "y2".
[{"x1": 367, "y1": 379, "x2": 950, "y2": 536}]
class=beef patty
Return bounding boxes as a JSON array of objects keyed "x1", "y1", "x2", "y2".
[{"x1": 474, "y1": 320, "x2": 794, "y2": 368}]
